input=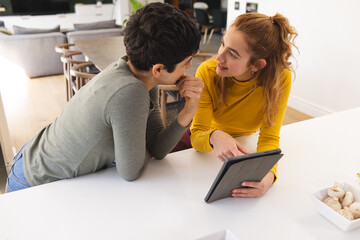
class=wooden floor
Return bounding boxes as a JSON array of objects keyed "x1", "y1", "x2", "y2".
[
  {"x1": 283, "y1": 107, "x2": 313, "y2": 125},
  {"x1": 1, "y1": 75, "x2": 67, "y2": 151}
]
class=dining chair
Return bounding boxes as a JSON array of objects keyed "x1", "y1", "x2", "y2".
[
  {"x1": 70, "y1": 62, "x2": 97, "y2": 91},
  {"x1": 207, "y1": 9, "x2": 227, "y2": 44},
  {"x1": 158, "y1": 85, "x2": 181, "y2": 125},
  {"x1": 55, "y1": 43, "x2": 75, "y2": 54},
  {"x1": 60, "y1": 50, "x2": 87, "y2": 100},
  {"x1": 56, "y1": 43, "x2": 83, "y2": 100},
  {"x1": 194, "y1": 8, "x2": 214, "y2": 44},
  {"x1": 56, "y1": 42, "x2": 100, "y2": 100}
]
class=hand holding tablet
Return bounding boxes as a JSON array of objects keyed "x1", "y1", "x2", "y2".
[{"x1": 204, "y1": 148, "x2": 283, "y2": 203}]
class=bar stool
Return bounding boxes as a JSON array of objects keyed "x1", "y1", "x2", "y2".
[
  {"x1": 55, "y1": 43, "x2": 75, "y2": 54},
  {"x1": 60, "y1": 50, "x2": 87, "y2": 100},
  {"x1": 70, "y1": 62, "x2": 97, "y2": 91},
  {"x1": 158, "y1": 85, "x2": 183, "y2": 126}
]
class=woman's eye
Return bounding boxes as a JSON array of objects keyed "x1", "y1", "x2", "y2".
[{"x1": 229, "y1": 51, "x2": 235, "y2": 57}]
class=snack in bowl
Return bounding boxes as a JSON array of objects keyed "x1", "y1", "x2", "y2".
[
  {"x1": 349, "y1": 202, "x2": 360, "y2": 218},
  {"x1": 322, "y1": 182, "x2": 360, "y2": 220},
  {"x1": 311, "y1": 182, "x2": 360, "y2": 231}
]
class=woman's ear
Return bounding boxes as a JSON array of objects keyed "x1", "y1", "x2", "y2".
[
  {"x1": 253, "y1": 59, "x2": 267, "y2": 72},
  {"x1": 151, "y1": 63, "x2": 165, "y2": 78}
]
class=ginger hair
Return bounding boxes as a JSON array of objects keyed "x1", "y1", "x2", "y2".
[{"x1": 216, "y1": 13, "x2": 298, "y2": 127}]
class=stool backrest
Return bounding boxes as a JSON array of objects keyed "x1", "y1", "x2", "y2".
[{"x1": 70, "y1": 62, "x2": 97, "y2": 90}]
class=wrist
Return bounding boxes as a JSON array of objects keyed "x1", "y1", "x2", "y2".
[
  {"x1": 269, "y1": 171, "x2": 276, "y2": 184},
  {"x1": 209, "y1": 129, "x2": 220, "y2": 147},
  {"x1": 177, "y1": 108, "x2": 195, "y2": 127}
]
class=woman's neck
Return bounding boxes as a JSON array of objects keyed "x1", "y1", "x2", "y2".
[
  {"x1": 232, "y1": 70, "x2": 255, "y2": 82},
  {"x1": 232, "y1": 75, "x2": 254, "y2": 82}
]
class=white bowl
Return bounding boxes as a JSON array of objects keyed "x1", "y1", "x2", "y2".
[{"x1": 311, "y1": 182, "x2": 360, "y2": 231}]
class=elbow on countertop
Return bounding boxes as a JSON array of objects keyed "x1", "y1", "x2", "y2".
[
  {"x1": 152, "y1": 152, "x2": 166, "y2": 160},
  {"x1": 121, "y1": 172, "x2": 141, "y2": 182},
  {"x1": 116, "y1": 154, "x2": 150, "y2": 181},
  {"x1": 147, "y1": 148, "x2": 167, "y2": 160},
  {"x1": 117, "y1": 165, "x2": 143, "y2": 182}
]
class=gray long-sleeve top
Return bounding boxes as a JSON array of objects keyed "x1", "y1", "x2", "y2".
[{"x1": 23, "y1": 59, "x2": 186, "y2": 186}]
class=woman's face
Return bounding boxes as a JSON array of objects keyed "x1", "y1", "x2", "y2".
[{"x1": 216, "y1": 26, "x2": 254, "y2": 81}]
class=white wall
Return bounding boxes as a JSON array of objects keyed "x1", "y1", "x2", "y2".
[
  {"x1": 221, "y1": 0, "x2": 228, "y2": 10},
  {"x1": 227, "y1": 0, "x2": 360, "y2": 116}
]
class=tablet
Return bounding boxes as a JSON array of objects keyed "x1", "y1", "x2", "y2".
[{"x1": 204, "y1": 148, "x2": 283, "y2": 203}]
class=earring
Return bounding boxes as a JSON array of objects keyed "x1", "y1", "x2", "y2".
[{"x1": 251, "y1": 69, "x2": 256, "y2": 75}]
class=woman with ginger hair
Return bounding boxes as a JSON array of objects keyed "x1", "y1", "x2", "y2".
[{"x1": 173, "y1": 12, "x2": 298, "y2": 198}]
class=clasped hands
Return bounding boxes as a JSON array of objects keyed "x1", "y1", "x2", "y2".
[{"x1": 176, "y1": 75, "x2": 204, "y2": 127}]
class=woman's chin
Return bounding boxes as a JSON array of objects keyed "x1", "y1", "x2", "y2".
[
  {"x1": 216, "y1": 67, "x2": 222, "y2": 75},
  {"x1": 216, "y1": 68, "x2": 228, "y2": 77}
]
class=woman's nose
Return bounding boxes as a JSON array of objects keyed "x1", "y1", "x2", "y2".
[{"x1": 217, "y1": 48, "x2": 225, "y2": 62}]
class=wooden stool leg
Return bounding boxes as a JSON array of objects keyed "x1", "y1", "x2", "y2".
[
  {"x1": 203, "y1": 27, "x2": 208, "y2": 44},
  {"x1": 65, "y1": 74, "x2": 69, "y2": 101},
  {"x1": 160, "y1": 89, "x2": 167, "y2": 125},
  {"x1": 207, "y1": 28, "x2": 215, "y2": 44},
  {"x1": 63, "y1": 64, "x2": 69, "y2": 101},
  {"x1": 67, "y1": 67, "x2": 73, "y2": 99}
]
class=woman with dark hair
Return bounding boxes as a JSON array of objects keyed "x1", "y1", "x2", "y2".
[{"x1": 173, "y1": 12, "x2": 298, "y2": 198}]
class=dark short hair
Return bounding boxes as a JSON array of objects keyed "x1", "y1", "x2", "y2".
[{"x1": 123, "y1": 2, "x2": 201, "y2": 72}]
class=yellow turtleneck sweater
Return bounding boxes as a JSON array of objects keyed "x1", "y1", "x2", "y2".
[{"x1": 190, "y1": 58, "x2": 291, "y2": 177}]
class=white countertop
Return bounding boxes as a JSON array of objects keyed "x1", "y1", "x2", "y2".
[{"x1": 1, "y1": 107, "x2": 360, "y2": 239}]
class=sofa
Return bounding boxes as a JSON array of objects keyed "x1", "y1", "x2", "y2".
[
  {"x1": 0, "y1": 20, "x2": 123, "y2": 78},
  {"x1": 0, "y1": 32, "x2": 67, "y2": 78}
]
